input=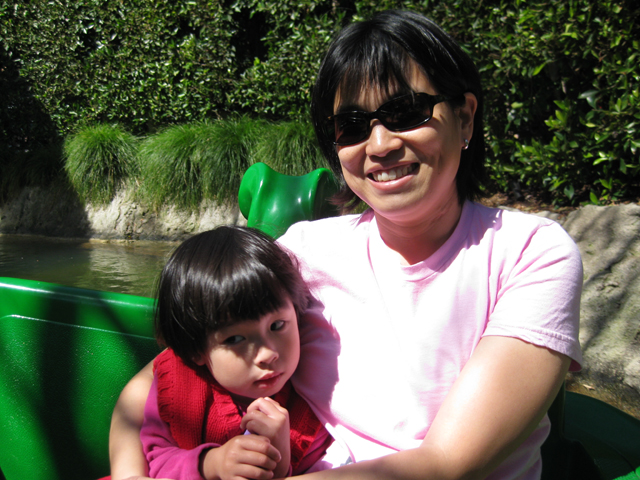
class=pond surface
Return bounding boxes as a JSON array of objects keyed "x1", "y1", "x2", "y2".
[{"x1": 0, "y1": 234, "x2": 177, "y2": 297}]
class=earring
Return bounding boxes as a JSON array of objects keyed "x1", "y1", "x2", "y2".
[{"x1": 462, "y1": 138, "x2": 469, "y2": 150}]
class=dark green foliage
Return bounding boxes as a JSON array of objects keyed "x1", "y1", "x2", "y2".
[
  {"x1": 227, "y1": 1, "x2": 346, "y2": 119},
  {"x1": 450, "y1": 0, "x2": 640, "y2": 205},
  {"x1": 1, "y1": 0, "x2": 236, "y2": 137},
  {"x1": 2, "y1": 0, "x2": 639, "y2": 206}
]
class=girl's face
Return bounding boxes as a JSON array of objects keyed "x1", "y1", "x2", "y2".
[
  {"x1": 195, "y1": 298, "x2": 300, "y2": 402},
  {"x1": 334, "y1": 65, "x2": 476, "y2": 228}
]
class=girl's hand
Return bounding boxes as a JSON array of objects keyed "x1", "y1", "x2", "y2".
[
  {"x1": 242, "y1": 397, "x2": 290, "y2": 444},
  {"x1": 241, "y1": 397, "x2": 291, "y2": 478},
  {"x1": 200, "y1": 434, "x2": 281, "y2": 480}
]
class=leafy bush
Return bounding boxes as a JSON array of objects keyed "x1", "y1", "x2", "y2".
[
  {"x1": 506, "y1": 1, "x2": 640, "y2": 205},
  {"x1": 64, "y1": 124, "x2": 138, "y2": 204},
  {"x1": 2, "y1": 0, "x2": 639, "y2": 206},
  {"x1": 436, "y1": 0, "x2": 639, "y2": 204},
  {"x1": 1, "y1": 0, "x2": 237, "y2": 137},
  {"x1": 227, "y1": 1, "x2": 345, "y2": 119}
]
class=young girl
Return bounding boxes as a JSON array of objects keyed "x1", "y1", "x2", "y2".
[{"x1": 140, "y1": 226, "x2": 333, "y2": 479}]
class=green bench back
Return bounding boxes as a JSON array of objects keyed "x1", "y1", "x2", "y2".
[{"x1": 0, "y1": 278, "x2": 159, "y2": 480}]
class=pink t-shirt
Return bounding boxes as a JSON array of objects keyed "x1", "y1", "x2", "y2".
[{"x1": 280, "y1": 201, "x2": 583, "y2": 480}]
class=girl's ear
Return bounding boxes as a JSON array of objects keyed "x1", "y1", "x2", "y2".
[
  {"x1": 457, "y1": 92, "x2": 477, "y2": 144},
  {"x1": 192, "y1": 353, "x2": 207, "y2": 366}
]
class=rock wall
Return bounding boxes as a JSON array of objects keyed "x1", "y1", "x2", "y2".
[
  {"x1": 0, "y1": 185, "x2": 246, "y2": 241},
  {"x1": 1, "y1": 185, "x2": 639, "y2": 402},
  {"x1": 562, "y1": 204, "x2": 640, "y2": 396}
]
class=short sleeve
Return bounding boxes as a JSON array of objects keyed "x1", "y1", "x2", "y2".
[{"x1": 483, "y1": 222, "x2": 583, "y2": 370}]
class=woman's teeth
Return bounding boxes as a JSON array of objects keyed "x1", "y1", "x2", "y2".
[{"x1": 372, "y1": 164, "x2": 414, "y2": 182}]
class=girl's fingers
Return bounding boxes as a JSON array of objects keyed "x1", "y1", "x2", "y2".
[
  {"x1": 246, "y1": 397, "x2": 287, "y2": 416},
  {"x1": 238, "y1": 434, "x2": 282, "y2": 463}
]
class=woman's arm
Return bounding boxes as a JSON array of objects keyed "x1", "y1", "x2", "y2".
[
  {"x1": 109, "y1": 361, "x2": 154, "y2": 480},
  {"x1": 290, "y1": 335, "x2": 570, "y2": 480}
]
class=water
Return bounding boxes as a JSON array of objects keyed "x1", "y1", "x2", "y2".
[{"x1": 0, "y1": 234, "x2": 177, "y2": 297}]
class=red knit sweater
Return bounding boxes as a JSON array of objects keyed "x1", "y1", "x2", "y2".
[{"x1": 154, "y1": 349, "x2": 331, "y2": 471}]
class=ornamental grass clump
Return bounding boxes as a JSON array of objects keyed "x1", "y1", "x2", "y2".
[
  {"x1": 64, "y1": 124, "x2": 138, "y2": 205},
  {"x1": 252, "y1": 121, "x2": 327, "y2": 177},
  {"x1": 137, "y1": 118, "x2": 264, "y2": 210},
  {"x1": 137, "y1": 123, "x2": 208, "y2": 210},
  {"x1": 200, "y1": 116, "x2": 267, "y2": 203}
]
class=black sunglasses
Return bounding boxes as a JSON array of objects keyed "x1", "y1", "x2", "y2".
[{"x1": 325, "y1": 92, "x2": 456, "y2": 146}]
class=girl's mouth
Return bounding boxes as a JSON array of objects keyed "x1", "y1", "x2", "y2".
[
  {"x1": 255, "y1": 373, "x2": 282, "y2": 389},
  {"x1": 369, "y1": 163, "x2": 418, "y2": 182}
]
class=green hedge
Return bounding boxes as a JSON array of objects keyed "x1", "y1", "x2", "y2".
[
  {"x1": 0, "y1": 0, "x2": 237, "y2": 134},
  {"x1": 2, "y1": 0, "x2": 639, "y2": 205}
]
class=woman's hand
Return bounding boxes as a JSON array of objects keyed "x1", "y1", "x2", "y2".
[
  {"x1": 200, "y1": 434, "x2": 282, "y2": 480},
  {"x1": 242, "y1": 397, "x2": 291, "y2": 478}
]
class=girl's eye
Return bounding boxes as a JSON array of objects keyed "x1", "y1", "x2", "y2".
[
  {"x1": 223, "y1": 335, "x2": 244, "y2": 345},
  {"x1": 271, "y1": 320, "x2": 285, "y2": 331}
]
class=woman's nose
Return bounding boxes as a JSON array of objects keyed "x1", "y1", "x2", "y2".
[{"x1": 365, "y1": 121, "x2": 403, "y2": 157}]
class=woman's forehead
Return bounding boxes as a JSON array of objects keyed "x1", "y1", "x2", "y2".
[{"x1": 333, "y1": 64, "x2": 432, "y2": 112}]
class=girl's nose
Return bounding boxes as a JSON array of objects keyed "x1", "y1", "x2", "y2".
[
  {"x1": 256, "y1": 343, "x2": 279, "y2": 367},
  {"x1": 365, "y1": 121, "x2": 403, "y2": 157}
]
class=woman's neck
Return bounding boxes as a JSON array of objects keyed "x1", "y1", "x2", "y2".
[{"x1": 374, "y1": 198, "x2": 464, "y2": 266}]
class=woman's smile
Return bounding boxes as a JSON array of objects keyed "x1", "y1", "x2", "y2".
[{"x1": 368, "y1": 163, "x2": 418, "y2": 183}]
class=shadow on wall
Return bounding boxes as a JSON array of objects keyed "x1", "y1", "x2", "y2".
[
  {"x1": 0, "y1": 48, "x2": 90, "y2": 237},
  {"x1": 563, "y1": 204, "x2": 640, "y2": 393},
  {"x1": 0, "y1": 184, "x2": 91, "y2": 238}
]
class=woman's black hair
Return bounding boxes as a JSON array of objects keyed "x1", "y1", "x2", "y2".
[
  {"x1": 154, "y1": 225, "x2": 310, "y2": 365},
  {"x1": 311, "y1": 9, "x2": 486, "y2": 211}
]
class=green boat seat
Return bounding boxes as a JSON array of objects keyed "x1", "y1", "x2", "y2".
[
  {"x1": 239, "y1": 162, "x2": 339, "y2": 238},
  {"x1": 0, "y1": 277, "x2": 159, "y2": 480},
  {"x1": 563, "y1": 388, "x2": 640, "y2": 479}
]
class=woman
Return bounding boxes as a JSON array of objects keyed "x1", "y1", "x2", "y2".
[{"x1": 110, "y1": 10, "x2": 582, "y2": 480}]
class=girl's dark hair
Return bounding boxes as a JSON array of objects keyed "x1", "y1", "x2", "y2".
[
  {"x1": 311, "y1": 9, "x2": 486, "y2": 212},
  {"x1": 154, "y1": 225, "x2": 310, "y2": 365}
]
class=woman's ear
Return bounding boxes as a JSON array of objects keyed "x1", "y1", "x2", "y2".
[{"x1": 458, "y1": 92, "x2": 477, "y2": 143}]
